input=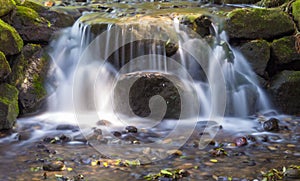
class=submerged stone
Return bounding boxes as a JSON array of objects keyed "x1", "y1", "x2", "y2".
[
  {"x1": 0, "y1": 83, "x2": 19, "y2": 130},
  {"x1": 263, "y1": 118, "x2": 279, "y2": 131}
]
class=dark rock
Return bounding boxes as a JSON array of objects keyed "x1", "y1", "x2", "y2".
[
  {"x1": 263, "y1": 117, "x2": 279, "y2": 131},
  {"x1": 225, "y1": 8, "x2": 295, "y2": 40},
  {"x1": 43, "y1": 161, "x2": 65, "y2": 171},
  {"x1": 0, "y1": 83, "x2": 19, "y2": 130},
  {"x1": 223, "y1": 0, "x2": 260, "y2": 4},
  {"x1": 0, "y1": 0, "x2": 16, "y2": 17},
  {"x1": 179, "y1": 14, "x2": 214, "y2": 37},
  {"x1": 2, "y1": 6, "x2": 56, "y2": 43},
  {"x1": 0, "y1": 51, "x2": 11, "y2": 81},
  {"x1": 271, "y1": 36, "x2": 300, "y2": 65},
  {"x1": 56, "y1": 124, "x2": 78, "y2": 131},
  {"x1": 39, "y1": 10, "x2": 75, "y2": 28},
  {"x1": 234, "y1": 136, "x2": 247, "y2": 146},
  {"x1": 125, "y1": 126, "x2": 138, "y2": 133},
  {"x1": 269, "y1": 70, "x2": 300, "y2": 115},
  {"x1": 240, "y1": 39, "x2": 270, "y2": 76},
  {"x1": 113, "y1": 72, "x2": 197, "y2": 119},
  {"x1": 0, "y1": 19, "x2": 23, "y2": 56},
  {"x1": 112, "y1": 131, "x2": 122, "y2": 137},
  {"x1": 256, "y1": 0, "x2": 288, "y2": 7},
  {"x1": 9, "y1": 44, "x2": 49, "y2": 114}
]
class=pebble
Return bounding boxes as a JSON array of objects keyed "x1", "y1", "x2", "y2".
[
  {"x1": 285, "y1": 168, "x2": 300, "y2": 178},
  {"x1": 234, "y1": 136, "x2": 247, "y2": 147},
  {"x1": 43, "y1": 161, "x2": 65, "y2": 171},
  {"x1": 125, "y1": 126, "x2": 138, "y2": 133},
  {"x1": 263, "y1": 118, "x2": 279, "y2": 131},
  {"x1": 112, "y1": 131, "x2": 122, "y2": 137},
  {"x1": 96, "y1": 120, "x2": 111, "y2": 126}
]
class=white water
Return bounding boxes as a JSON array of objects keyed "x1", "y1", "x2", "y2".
[{"x1": 1, "y1": 13, "x2": 274, "y2": 149}]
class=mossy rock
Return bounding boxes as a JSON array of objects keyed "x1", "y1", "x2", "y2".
[
  {"x1": 2, "y1": 6, "x2": 55, "y2": 43},
  {"x1": 224, "y1": 8, "x2": 295, "y2": 40},
  {"x1": 292, "y1": 0, "x2": 300, "y2": 29},
  {"x1": 20, "y1": 0, "x2": 48, "y2": 13},
  {"x1": 9, "y1": 44, "x2": 49, "y2": 114},
  {"x1": 256, "y1": 0, "x2": 289, "y2": 8},
  {"x1": 0, "y1": 19, "x2": 23, "y2": 55},
  {"x1": 0, "y1": 83, "x2": 19, "y2": 130},
  {"x1": 0, "y1": 0, "x2": 16, "y2": 17},
  {"x1": 0, "y1": 51, "x2": 11, "y2": 81},
  {"x1": 271, "y1": 35, "x2": 300, "y2": 65},
  {"x1": 239, "y1": 39, "x2": 270, "y2": 76},
  {"x1": 270, "y1": 70, "x2": 300, "y2": 115}
]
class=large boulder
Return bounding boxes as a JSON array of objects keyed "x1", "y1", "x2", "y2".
[
  {"x1": 0, "y1": 83, "x2": 19, "y2": 130},
  {"x1": 0, "y1": 51, "x2": 11, "y2": 81},
  {"x1": 271, "y1": 35, "x2": 300, "y2": 65},
  {"x1": 269, "y1": 70, "x2": 300, "y2": 115},
  {"x1": 2, "y1": 6, "x2": 55, "y2": 43},
  {"x1": 0, "y1": 0, "x2": 16, "y2": 17},
  {"x1": 113, "y1": 72, "x2": 197, "y2": 120},
  {"x1": 239, "y1": 39, "x2": 270, "y2": 76},
  {"x1": 224, "y1": 8, "x2": 295, "y2": 40},
  {"x1": 0, "y1": 19, "x2": 23, "y2": 56},
  {"x1": 9, "y1": 44, "x2": 49, "y2": 114},
  {"x1": 292, "y1": 0, "x2": 300, "y2": 29}
]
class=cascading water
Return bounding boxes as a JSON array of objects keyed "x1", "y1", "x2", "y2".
[{"x1": 1, "y1": 10, "x2": 274, "y2": 157}]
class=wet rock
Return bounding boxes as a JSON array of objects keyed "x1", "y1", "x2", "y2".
[
  {"x1": 263, "y1": 118, "x2": 279, "y2": 131},
  {"x1": 2, "y1": 6, "x2": 55, "y2": 43},
  {"x1": 96, "y1": 119, "x2": 111, "y2": 126},
  {"x1": 9, "y1": 44, "x2": 49, "y2": 114},
  {"x1": 39, "y1": 10, "x2": 75, "y2": 28},
  {"x1": 125, "y1": 126, "x2": 138, "y2": 133},
  {"x1": 285, "y1": 167, "x2": 300, "y2": 179},
  {"x1": 179, "y1": 14, "x2": 214, "y2": 37},
  {"x1": 234, "y1": 136, "x2": 247, "y2": 147},
  {"x1": 0, "y1": 51, "x2": 11, "y2": 81},
  {"x1": 43, "y1": 160, "x2": 65, "y2": 171},
  {"x1": 256, "y1": 0, "x2": 287, "y2": 7},
  {"x1": 239, "y1": 39, "x2": 270, "y2": 76},
  {"x1": 225, "y1": 8, "x2": 295, "y2": 40},
  {"x1": 19, "y1": 0, "x2": 48, "y2": 13},
  {"x1": 271, "y1": 36, "x2": 300, "y2": 66},
  {"x1": 56, "y1": 124, "x2": 79, "y2": 131},
  {"x1": 269, "y1": 70, "x2": 300, "y2": 115},
  {"x1": 0, "y1": 19, "x2": 23, "y2": 56},
  {"x1": 112, "y1": 131, "x2": 122, "y2": 137},
  {"x1": 113, "y1": 72, "x2": 197, "y2": 119},
  {"x1": 0, "y1": 0, "x2": 16, "y2": 17},
  {"x1": 0, "y1": 83, "x2": 19, "y2": 130}
]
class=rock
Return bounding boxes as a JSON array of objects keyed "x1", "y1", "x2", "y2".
[
  {"x1": 234, "y1": 136, "x2": 247, "y2": 146},
  {"x1": 113, "y1": 72, "x2": 197, "y2": 120},
  {"x1": 271, "y1": 36, "x2": 300, "y2": 65},
  {"x1": 0, "y1": 19, "x2": 23, "y2": 56},
  {"x1": 292, "y1": 0, "x2": 300, "y2": 29},
  {"x1": 239, "y1": 39, "x2": 270, "y2": 76},
  {"x1": 43, "y1": 161, "x2": 65, "y2": 171},
  {"x1": 0, "y1": 83, "x2": 19, "y2": 130},
  {"x1": 39, "y1": 10, "x2": 75, "y2": 28},
  {"x1": 2, "y1": 6, "x2": 55, "y2": 43},
  {"x1": 256, "y1": 0, "x2": 288, "y2": 8},
  {"x1": 179, "y1": 14, "x2": 214, "y2": 37},
  {"x1": 285, "y1": 167, "x2": 300, "y2": 179},
  {"x1": 0, "y1": 0, "x2": 16, "y2": 17},
  {"x1": 224, "y1": 0, "x2": 260, "y2": 4},
  {"x1": 263, "y1": 117, "x2": 279, "y2": 131},
  {"x1": 9, "y1": 44, "x2": 49, "y2": 114},
  {"x1": 225, "y1": 8, "x2": 295, "y2": 40},
  {"x1": 19, "y1": 0, "x2": 48, "y2": 13},
  {"x1": 125, "y1": 126, "x2": 138, "y2": 133},
  {"x1": 0, "y1": 51, "x2": 11, "y2": 81},
  {"x1": 269, "y1": 70, "x2": 300, "y2": 115}
]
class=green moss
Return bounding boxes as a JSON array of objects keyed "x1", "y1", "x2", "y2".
[
  {"x1": 32, "y1": 71, "x2": 46, "y2": 98},
  {"x1": 0, "y1": 19, "x2": 23, "y2": 55},
  {"x1": 292, "y1": 0, "x2": 300, "y2": 28},
  {"x1": 16, "y1": 5, "x2": 50, "y2": 26},
  {"x1": 0, "y1": 0, "x2": 16, "y2": 17},
  {"x1": 21, "y1": 0, "x2": 48, "y2": 13},
  {"x1": 272, "y1": 36, "x2": 298, "y2": 64}
]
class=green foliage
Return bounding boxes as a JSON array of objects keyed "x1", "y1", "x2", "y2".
[{"x1": 144, "y1": 168, "x2": 189, "y2": 180}]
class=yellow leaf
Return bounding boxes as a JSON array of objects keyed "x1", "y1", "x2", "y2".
[{"x1": 209, "y1": 159, "x2": 218, "y2": 163}]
